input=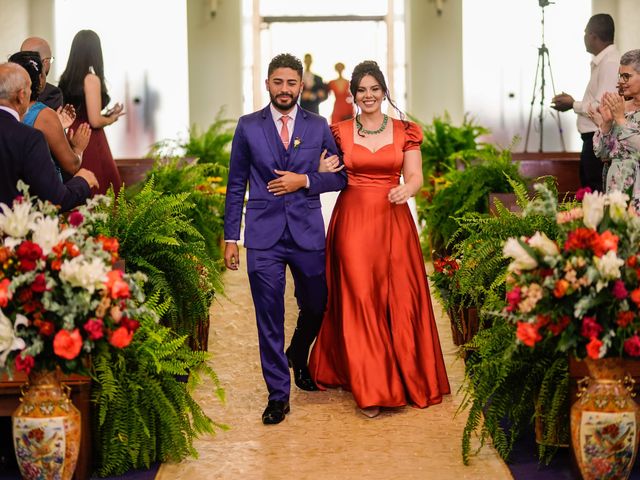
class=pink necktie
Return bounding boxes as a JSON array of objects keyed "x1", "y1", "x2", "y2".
[{"x1": 280, "y1": 115, "x2": 290, "y2": 149}]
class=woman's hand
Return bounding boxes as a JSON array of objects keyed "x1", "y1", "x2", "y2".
[
  {"x1": 103, "y1": 102, "x2": 125, "y2": 124},
  {"x1": 318, "y1": 149, "x2": 344, "y2": 173},
  {"x1": 56, "y1": 104, "x2": 76, "y2": 130},
  {"x1": 388, "y1": 184, "x2": 414, "y2": 204},
  {"x1": 602, "y1": 91, "x2": 626, "y2": 126},
  {"x1": 68, "y1": 122, "x2": 92, "y2": 154}
]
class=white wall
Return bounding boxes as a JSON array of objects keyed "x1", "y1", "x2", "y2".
[
  {"x1": 186, "y1": 0, "x2": 243, "y2": 128},
  {"x1": 0, "y1": 0, "x2": 30, "y2": 60},
  {"x1": 406, "y1": 0, "x2": 464, "y2": 124}
]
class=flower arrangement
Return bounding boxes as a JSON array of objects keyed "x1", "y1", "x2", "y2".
[
  {"x1": 503, "y1": 185, "x2": 640, "y2": 359},
  {"x1": 0, "y1": 182, "x2": 154, "y2": 377},
  {"x1": 430, "y1": 255, "x2": 461, "y2": 307}
]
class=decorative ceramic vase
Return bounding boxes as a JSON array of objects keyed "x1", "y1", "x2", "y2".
[
  {"x1": 12, "y1": 369, "x2": 81, "y2": 480},
  {"x1": 570, "y1": 357, "x2": 640, "y2": 480}
]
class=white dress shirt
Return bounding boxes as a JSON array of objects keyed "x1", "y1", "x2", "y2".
[
  {"x1": 573, "y1": 44, "x2": 620, "y2": 134},
  {"x1": 0, "y1": 106, "x2": 20, "y2": 121},
  {"x1": 270, "y1": 103, "x2": 297, "y2": 144}
]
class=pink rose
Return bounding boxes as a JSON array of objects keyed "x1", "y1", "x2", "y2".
[
  {"x1": 575, "y1": 187, "x2": 592, "y2": 201},
  {"x1": 624, "y1": 335, "x2": 640, "y2": 356},
  {"x1": 68, "y1": 210, "x2": 84, "y2": 227},
  {"x1": 580, "y1": 316, "x2": 603, "y2": 339},
  {"x1": 83, "y1": 318, "x2": 104, "y2": 340},
  {"x1": 612, "y1": 280, "x2": 628, "y2": 300}
]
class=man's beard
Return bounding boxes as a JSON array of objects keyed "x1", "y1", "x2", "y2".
[{"x1": 270, "y1": 91, "x2": 299, "y2": 110}]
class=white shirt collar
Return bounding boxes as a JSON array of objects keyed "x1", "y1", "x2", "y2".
[
  {"x1": 592, "y1": 44, "x2": 618, "y2": 66},
  {"x1": 270, "y1": 103, "x2": 298, "y2": 124},
  {"x1": 0, "y1": 106, "x2": 20, "y2": 121}
]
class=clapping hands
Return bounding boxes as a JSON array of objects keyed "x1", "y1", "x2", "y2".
[{"x1": 56, "y1": 104, "x2": 76, "y2": 130}]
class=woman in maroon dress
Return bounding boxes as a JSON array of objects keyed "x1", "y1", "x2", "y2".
[{"x1": 59, "y1": 30, "x2": 123, "y2": 195}]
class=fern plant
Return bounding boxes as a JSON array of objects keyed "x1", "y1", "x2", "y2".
[
  {"x1": 91, "y1": 306, "x2": 226, "y2": 477},
  {"x1": 94, "y1": 180, "x2": 222, "y2": 350}
]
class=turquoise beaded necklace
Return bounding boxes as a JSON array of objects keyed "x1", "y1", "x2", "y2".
[{"x1": 355, "y1": 114, "x2": 388, "y2": 135}]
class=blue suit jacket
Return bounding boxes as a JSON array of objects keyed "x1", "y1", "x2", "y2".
[
  {"x1": 224, "y1": 106, "x2": 347, "y2": 250},
  {"x1": 0, "y1": 109, "x2": 90, "y2": 211}
]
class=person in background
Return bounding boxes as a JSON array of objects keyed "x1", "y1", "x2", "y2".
[
  {"x1": 310, "y1": 61, "x2": 450, "y2": 418},
  {"x1": 551, "y1": 14, "x2": 619, "y2": 192},
  {"x1": 592, "y1": 49, "x2": 640, "y2": 209},
  {"x1": 327, "y1": 62, "x2": 353, "y2": 125},
  {"x1": 0, "y1": 62, "x2": 97, "y2": 211},
  {"x1": 20, "y1": 36, "x2": 64, "y2": 111},
  {"x1": 59, "y1": 29, "x2": 124, "y2": 195},
  {"x1": 9, "y1": 51, "x2": 90, "y2": 180},
  {"x1": 300, "y1": 53, "x2": 327, "y2": 114}
]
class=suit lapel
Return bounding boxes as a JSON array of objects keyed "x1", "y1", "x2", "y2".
[
  {"x1": 260, "y1": 106, "x2": 285, "y2": 170},
  {"x1": 288, "y1": 109, "x2": 309, "y2": 167}
]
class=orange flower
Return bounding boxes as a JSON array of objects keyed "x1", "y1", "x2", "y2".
[
  {"x1": 628, "y1": 255, "x2": 638, "y2": 267},
  {"x1": 631, "y1": 289, "x2": 640, "y2": 306},
  {"x1": 53, "y1": 329, "x2": 83, "y2": 360},
  {"x1": 105, "y1": 270, "x2": 130, "y2": 299},
  {"x1": 109, "y1": 326, "x2": 134, "y2": 348},
  {"x1": 98, "y1": 235, "x2": 120, "y2": 254},
  {"x1": 591, "y1": 230, "x2": 619, "y2": 257},
  {"x1": 0, "y1": 278, "x2": 11, "y2": 307},
  {"x1": 516, "y1": 322, "x2": 542, "y2": 347},
  {"x1": 617, "y1": 311, "x2": 635, "y2": 328},
  {"x1": 586, "y1": 337, "x2": 603, "y2": 359},
  {"x1": 553, "y1": 279, "x2": 569, "y2": 298}
]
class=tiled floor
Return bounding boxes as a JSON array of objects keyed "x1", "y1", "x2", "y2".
[{"x1": 156, "y1": 249, "x2": 512, "y2": 480}]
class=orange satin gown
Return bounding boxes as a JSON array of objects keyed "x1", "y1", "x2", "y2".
[{"x1": 309, "y1": 118, "x2": 451, "y2": 409}]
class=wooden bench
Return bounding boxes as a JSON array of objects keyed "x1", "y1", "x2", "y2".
[
  {"x1": 115, "y1": 157, "x2": 155, "y2": 187},
  {"x1": 0, "y1": 373, "x2": 92, "y2": 480}
]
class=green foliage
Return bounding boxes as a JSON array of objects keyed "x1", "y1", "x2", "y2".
[
  {"x1": 148, "y1": 112, "x2": 235, "y2": 181},
  {"x1": 459, "y1": 318, "x2": 568, "y2": 465},
  {"x1": 424, "y1": 146, "x2": 526, "y2": 255},
  {"x1": 94, "y1": 180, "x2": 222, "y2": 349},
  {"x1": 92, "y1": 313, "x2": 226, "y2": 476}
]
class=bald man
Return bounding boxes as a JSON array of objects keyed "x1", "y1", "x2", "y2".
[
  {"x1": 20, "y1": 36, "x2": 64, "y2": 110},
  {"x1": 0, "y1": 62, "x2": 97, "y2": 210}
]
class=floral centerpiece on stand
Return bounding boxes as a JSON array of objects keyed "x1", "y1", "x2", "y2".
[
  {"x1": 0, "y1": 182, "x2": 155, "y2": 480},
  {"x1": 502, "y1": 184, "x2": 640, "y2": 480}
]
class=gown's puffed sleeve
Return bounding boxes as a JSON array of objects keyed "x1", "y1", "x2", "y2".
[
  {"x1": 330, "y1": 123, "x2": 343, "y2": 154},
  {"x1": 403, "y1": 121, "x2": 424, "y2": 152}
]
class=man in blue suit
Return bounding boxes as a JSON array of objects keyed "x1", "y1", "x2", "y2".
[
  {"x1": 0, "y1": 62, "x2": 97, "y2": 210},
  {"x1": 224, "y1": 53, "x2": 347, "y2": 425}
]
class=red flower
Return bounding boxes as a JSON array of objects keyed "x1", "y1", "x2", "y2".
[
  {"x1": 16, "y1": 241, "x2": 42, "y2": 272},
  {"x1": 505, "y1": 286, "x2": 521, "y2": 312},
  {"x1": 591, "y1": 230, "x2": 619, "y2": 257},
  {"x1": 15, "y1": 354, "x2": 35, "y2": 375},
  {"x1": 0, "y1": 278, "x2": 11, "y2": 307},
  {"x1": 83, "y1": 318, "x2": 104, "y2": 340},
  {"x1": 36, "y1": 320, "x2": 54, "y2": 336},
  {"x1": 586, "y1": 337, "x2": 603, "y2": 359},
  {"x1": 624, "y1": 335, "x2": 640, "y2": 356},
  {"x1": 31, "y1": 274, "x2": 47, "y2": 293},
  {"x1": 575, "y1": 187, "x2": 592, "y2": 201},
  {"x1": 98, "y1": 235, "x2": 120, "y2": 254},
  {"x1": 105, "y1": 270, "x2": 130, "y2": 299},
  {"x1": 581, "y1": 316, "x2": 603, "y2": 339},
  {"x1": 109, "y1": 326, "x2": 134, "y2": 348},
  {"x1": 564, "y1": 228, "x2": 597, "y2": 252},
  {"x1": 120, "y1": 316, "x2": 140, "y2": 333},
  {"x1": 516, "y1": 322, "x2": 542, "y2": 347},
  {"x1": 617, "y1": 311, "x2": 635, "y2": 328},
  {"x1": 631, "y1": 289, "x2": 640, "y2": 306},
  {"x1": 68, "y1": 210, "x2": 84, "y2": 227},
  {"x1": 548, "y1": 315, "x2": 571, "y2": 335},
  {"x1": 53, "y1": 329, "x2": 83, "y2": 360},
  {"x1": 612, "y1": 280, "x2": 628, "y2": 300},
  {"x1": 629, "y1": 256, "x2": 638, "y2": 268}
]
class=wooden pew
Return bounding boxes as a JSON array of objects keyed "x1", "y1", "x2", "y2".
[{"x1": 115, "y1": 157, "x2": 155, "y2": 187}]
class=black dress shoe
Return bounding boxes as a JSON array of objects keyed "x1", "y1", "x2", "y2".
[
  {"x1": 285, "y1": 348, "x2": 319, "y2": 391},
  {"x1": 262, "y1": 400, "x2": 290, "y2": 425}
]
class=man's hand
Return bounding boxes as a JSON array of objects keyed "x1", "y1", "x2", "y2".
[
  {"x1": 267, "y1": 170, "x2": 307, "y2": 196},
  {"x1": 551, "y1": 93, "x2": 574, "y2": 112},
  {"x1": 75, "y1": 168, "x2": 99, "y2": 189},
  {"x1": 225, "y1": 242, "x2": 240, "y2": 270}
]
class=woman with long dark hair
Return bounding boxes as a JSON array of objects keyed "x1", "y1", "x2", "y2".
[
  {"x1": 309, "y1": 61, "x2": 450, "y2": 418},
  {"x1": 59, "y1": 30, "x2": 123, "y2": 195}
]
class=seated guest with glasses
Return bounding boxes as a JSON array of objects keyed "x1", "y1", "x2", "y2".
[
  {"x1": 20, "y1": 36, "x2": 64, "y2": 110},
  {"x1": 591, "y1": 49, "x2": 640, "y2": 208}
]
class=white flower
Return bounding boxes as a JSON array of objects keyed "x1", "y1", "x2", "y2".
[
  {"x1": 528, "y1": 232, "x2": 559, "y2": 256},
  {"x1": 582, "y1": 191, "x2": 606, "y2": 229},
  {"x1": 0, "y1": 201, "x2": 41, "y2": 240},
  {"x1": 503, "y1": 237, "x2": 538, "y2": 271},
  {"x1": 59, "y1": 256, "x2": 109, "y2": 293},
  {"x1": 31, "y1": 217, "x2": 75, "y2": 256},
  {"x1": 607, "y1": 190, "x2": 629, "y2": 223},
  {"x1": 594, "y1": 251, "x2": 624, "y2": 290},
  {"x1": 0, "y1": 309, "x2": 26, "y2": 368}
]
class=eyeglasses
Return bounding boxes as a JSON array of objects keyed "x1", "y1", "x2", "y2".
[
  {"x1": 618, "y1": 73, "x2": 634, "y2": 83},
  {"x1": 42, "y1": 56, "x2": 54, "y2": 64}
]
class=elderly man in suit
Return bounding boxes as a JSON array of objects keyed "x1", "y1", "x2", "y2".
[
  {"x1": 224, "y1": 53, "x2": 346, "y2": 425},
  {"x1": 0, "y1": 62, "x2": 97, "y2": 210},
  {"x1": 20, "y1": 36, "x2": 64, "y2": 110}
]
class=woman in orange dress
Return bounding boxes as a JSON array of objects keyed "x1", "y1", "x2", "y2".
[
  {"x1": 309, "y1": 61, "x2": 450, "y2": 418},
  {"x1": 327, "y1": 62, "x2": 353, "y2": 124}
]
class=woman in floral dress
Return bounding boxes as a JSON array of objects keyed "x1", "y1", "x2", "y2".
[{"x1": 593, "y1": 49, "x2": 640, "y2": 207}]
